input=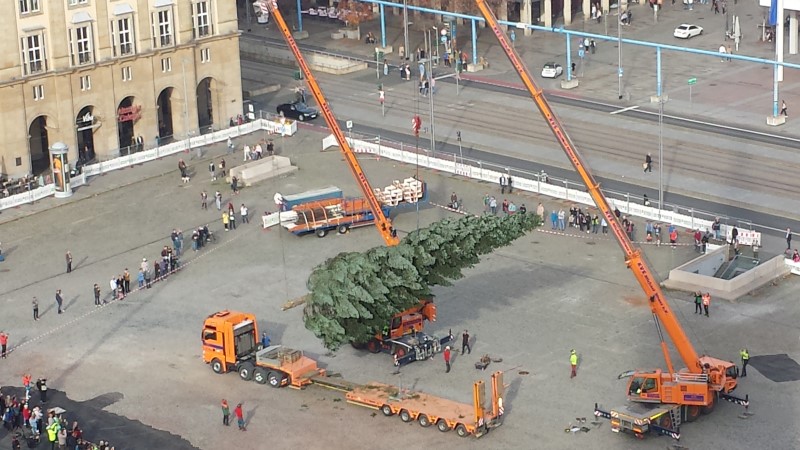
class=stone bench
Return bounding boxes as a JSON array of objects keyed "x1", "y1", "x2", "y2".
[{"x1": 227, "y1": 155, "x2": 298, "y2": 187}]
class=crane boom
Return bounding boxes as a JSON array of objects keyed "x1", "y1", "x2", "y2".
[
  {"x1": 472, "y1": 0, "x2": 703, "y2": 372},
  {"x1": 266, "y1": 1, "x2": 400, "y2": 246}
]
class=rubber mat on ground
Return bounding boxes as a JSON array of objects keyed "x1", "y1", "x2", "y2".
[{"x1": 748, "y1": 354, "x2": 800, "y2": 382}]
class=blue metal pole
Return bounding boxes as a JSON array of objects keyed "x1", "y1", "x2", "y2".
[
  {"x1": 773, "y1": 63, "x2": 779, "y2": 117},
  {"x1": 471, "y1": 19, "x2": 478, "y2": 65},
  {"x1": 380, "y1": 4, "x2": 387, "y2": 48},
  {"x1": 296, "y1": 0, "x2": 303, "y2": 32},
  {"x1": 566, "y1": 31, "x2": 572, "y2": 81},
  {"x1": 656, "y1": 46, "x2": 662, "y2": 97}
]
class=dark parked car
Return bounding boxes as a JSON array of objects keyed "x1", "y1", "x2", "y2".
[{"x1": 276, "y1": 102, "x2": 319, "y2": 121}]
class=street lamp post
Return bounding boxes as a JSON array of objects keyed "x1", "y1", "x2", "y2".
[
  {"x1": 426, "y1": 31, "x2": 436, "y2": 156},
  {"x1": 403, "y1": 0, "x2": 410, "y2": 60},
  {"x1": 658, "y1": 96, "x2": 665, "y2": 217},
  {"x1": 456, "y1": 130, "x2": 463, "y2": 163},
  {"x1": 617, "y1": 5, "x2": 623, "y2": 100},
  {"x1": 432, "y1": 26, "x2": 440, "y2": 65}
]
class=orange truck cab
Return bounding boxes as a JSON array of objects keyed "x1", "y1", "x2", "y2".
[{"x1": 202, "y1": 310, "x2": 259, "y2": 374}]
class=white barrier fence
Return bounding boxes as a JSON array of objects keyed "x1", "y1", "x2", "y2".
[
  {"x1": 1, "y1": 119, "x2": 296, "y2": 212},
  {"x1": 322, "y1": 134, "x2": 759, "y2": 241}
]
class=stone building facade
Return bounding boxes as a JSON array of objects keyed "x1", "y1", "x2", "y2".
[{"x1": 1, "y1": 0, "x2": 243, "y2": 178}]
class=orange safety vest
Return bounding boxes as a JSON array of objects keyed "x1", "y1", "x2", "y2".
[{"x1": 702, "y1": 294, "x2": 710, "y2": 306}]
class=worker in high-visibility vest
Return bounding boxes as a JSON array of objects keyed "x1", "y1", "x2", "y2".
[
  {"x1": 740, "y1": 348, "x2": 750, "y2": 377},
  {"x1": 570, "y1": 350, "x2": 578, "y2": 378},
  {"x1": 702, "y1": 293, "x2": 711, "y2": 317}
]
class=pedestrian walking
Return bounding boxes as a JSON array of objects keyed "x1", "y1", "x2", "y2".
[
  {"x1": 32, "y1": 297, "x2": 39, "y2": 321},
  {"x1": 702, "y1": 292, "x2": 711, "y2": 317},
  {"x1": 781, "y1": 100, "x2": 788, "y2": 117},
  {"x1": 221, "y1": 399, "x2": 230, "y2": 426},
  {"x1": 489, "y1": 196, "x2": 498, "y2": 215},
  {"x1": 243, "y1": 144, "x2": 250, "y2": 162},
  {"x1": 227, "y1": 137, "x2": 234, "y2": 154},
  {"x1": 55, "y1": 290, "x2": 64, "y2": 314},
  {"x1": 644, "y1": 153, "x2": 652, "y2": 172},
  {"x1": 693, "y1": 291, "x2": 703, "y2": 314},
  {"x1": 231, "y1": 176, "x2": 239, "y2": 195},
  {"x1": 65, "y1": 251, "x2": 72, "y2": 273},
  {"x1": 461, "y1": 330, "x2": 471, "y2": 354},
  {"x1": 223, "y1": 212, "x2": 230, "y2": 231},
  {"x1": 0, "y1": 332, "x2": 7, "y2": 358},
  {"x1": 740, "y1": 348, "x2": 749, "y2": 377},
  {"x1": 229, "y1": 210, "x2": 237, "y2": 230},
  {"x1": 240, "y1": 204, "x2": 249, "y2": 224},
  {"x1": 93, "y1": 284, "x2": 101, "y2": 306},
  {"x1": 570, "y1": 349, "x2": 578, "y2": 378},
  {"x1": 786, "y1": 227, "x2": 792, "y2": 250},
  {"x1": 718, "y1": 44, "x2": 726, "y2": 60},
  {"x1": 499, "y1": 175, "x2": 507, "y2": 194},
  {"x1": 215, "y1": 191, "x2": 222, "y2": 211},
  {"x1": 726, "y1": 44, "x2": 732, "y2": 61},
  {"x1": 234, "y1": 403, "x2": 246, "y2": 431},
  {"x1": 444, "y1": 346, "x2": 452, "y2": 373},
  {"x1": 219, "y1": 158, "x2": 226, "y2": 178},
  {"x1": 507, "y1": 175, "x2": 513, "y2": 193}
]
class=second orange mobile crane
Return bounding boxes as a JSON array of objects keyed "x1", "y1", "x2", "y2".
[{"x1": 474, "y1": 0, "x2": 749, "y2": 440}]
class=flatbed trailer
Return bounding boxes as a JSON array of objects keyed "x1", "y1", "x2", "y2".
[
  {"x1": 342, "y1": 371, "x2": 505, "y2": 438},
  {"x1": 235, "y1": 345, "x2": 327, "y2": 389}
]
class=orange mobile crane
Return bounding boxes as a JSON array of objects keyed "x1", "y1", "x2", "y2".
[
  {"x1": 474, "y1": 0, "x2": 749, "y2": 440},
  {"x1": 266, "y1": 0, "x2": 399, "y2": 246},
  {"x1": 267, "y1": 1, "x2": 452, "y2": 365}
]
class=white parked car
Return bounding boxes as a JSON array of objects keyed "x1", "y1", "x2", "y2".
[
  {"x1": 541, "y1": 62, "x2": 563, "y2": 78},
  {"x1": 673, "y1": 24, "x2": 703, "y2": 39}
]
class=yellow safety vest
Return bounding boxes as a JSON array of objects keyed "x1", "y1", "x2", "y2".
[
  {"x1": 740, "y1": 350, "x2": 749, "y2": 361},
  {"x1": 570, "y1": 353, "x2": 578, "y2": 365}
]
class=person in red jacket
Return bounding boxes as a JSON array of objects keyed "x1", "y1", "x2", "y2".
[
  {"x1": 234, "y1": 403, "x2": 246, "y2": 431},
  {"x1": 443, "y1": 346, "x2": 451, "y2": 373},
  {"x1": 0, "y1": 332, "x2": 8, "y2": 358}
]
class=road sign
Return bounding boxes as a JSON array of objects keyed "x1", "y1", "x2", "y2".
[
  {"x1": 346, "y1": 120, "x2": 353, "y2": 130},
  {"x1": 688, "y1": 77, "x2": 697, "y2": 85}
]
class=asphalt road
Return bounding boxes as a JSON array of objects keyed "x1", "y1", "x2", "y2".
[{"x1": 241, "y1": 56, "x2": 800, "y2": 255}]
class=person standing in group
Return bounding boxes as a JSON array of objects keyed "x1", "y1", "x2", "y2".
[
  {"x1": 443, "y1": 346, "x2": 452, "y2": 373},
  {"x1": 507, "y1": 176, "x2": 513, "y2": 193},
  {"x1": 536, "y1": 203, "x2": 545, "y2": 219},
  {"x1": 489, "y1": 196, "x2": 498, "y2": 215},
  {"x1": 499, "y1": 174, "x2": 507, "y2": 194},
  {"x1": 36, "y1": 378, "x2": 48, "y2": 403},
  {"x1": 694, "y1": 291, "x2": 703, "y2": 314},
  {"x1": 740, "y1": 348, "x2": 750, "y2": 377},
  {"x1": 221, "y1": 399, "x2": 230, "y2": 426},
  {"x1": 461, "y1": 330, "x2": 471, "y2": 355},
  {"x1": 234, "y1": 403, "x2": 246, "y2": 431},
  {"x1": 558, "y1": 208, "x2": 566, "y2": 230},
  {"x1": 93, "y1": 284, "x2": 101, "y2": 307},
  {"x1": 201, "y1": 191, "x2": 208, "y2": 210},
  {"x1": 0, "y1": 331, "x2": 8, "y2": 359},
  {"x1": 209, "y1": 161, "x2": 216, "y2": 181},
  {"x1": 229, "y1": 210, "x2": 237, "y2": 230},
  {"x1": 570, "y1": 349, "x2": 578, "y2": 378},
  {"x1": 786, "y1": 228, "x2": 792, "y2": 250},
  {"x1": 65, "y1": 251, "x2": 73, "y2": 273},
  {"x1": 55, "y1": 290, "x2": 64, "y2": 314},
  {"x1": 222, "y1": 211, "x2": 230, "y2": 231},
  {"x1": 644, "y1": 153, "x2": 652, "y2": 173},
  {"x1": 781, "y1": 100, "x2": 788, "y2": 117},
  {"x1": 32, "y1": 297, "x2": 39, "y2": 321},
  {"x1": 702, "y1": 292, "x2": 711, "y2": 317},
  {"x1": 240, "y1": 204, "x2": 249, "y2": 224},
  {"x1": 123, "y1": 269, "x2": 131, "y2": 294},
  {"x1": 215, "y1": 191, "x2": 222, "y2": 211},
  {"x1": 141, "y1": 258, "x2": 151, "y2": 289}
]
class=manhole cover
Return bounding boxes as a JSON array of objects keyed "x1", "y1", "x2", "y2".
[
  {"x1": 519, "y1": 371, "x2": 530, "y2": 375},
  {"x1": 586, "y1": 241, "x2": 596, "y2": 245}
]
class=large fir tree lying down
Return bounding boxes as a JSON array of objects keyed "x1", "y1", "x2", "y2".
[{"x1": 304, "y1": 212, "x2": 540, "y2": 350}]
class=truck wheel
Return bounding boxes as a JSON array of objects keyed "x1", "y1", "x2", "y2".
[
  {"x1": 399, "y1": 409, "x2": 412, "y2": 422},
  {"x1": 210, "y1": 358, "x2": 224, "y2": 374},
  {"x1": 455, "y1": 424, "x2": 469, "y2": 437},
  {"x1": 337, "y1": 224, "x2": 350, "y2": 234},
  {"x1": 267, "y1": 371, "x2": 284, "y2": 388},
  {"x1": 366, "y1": 339, "x2": 381, "y2": 354},
  {"x1": 254, "y1": 368, "x2": 268, "y2": 384},
  {"x1": 350, "y1": 341, "x2": 367, "y2": 350},
  {"x1": 657, "y1": 413, "x2": 673, "y2": 429},
  {"x1": 316, "y1": 228, "x2": 328, "y2": 238},
  {"x1": 238, "y1": 362, "x2": 254, "y2": 381},
  {"x1": 418, "y1": 414, "x2": 431, "y2": 427},
  {"x1": 437, "y1": 419, "x2": 451, "y2": 432},
  {"x1": 701, "y1": 392, "x2": 718, "y2": 415},
  {"x1": 381, "y1": 405, "x2": 394, "y2": 416}
]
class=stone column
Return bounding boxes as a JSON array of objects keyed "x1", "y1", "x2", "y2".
[
  {"x1": 521, "y1": 0, "x2": 533, "y2": 35},
  {"x1": 583, "y1": 0, "x2": 591, "y2": 20},
  {"x1": 499, "y1": 0, "x2": 509, "y2": 30},
  {"x1": 564, "y1": 0, "x2": 573, "y2": 25},
  {"x1": 542, "y1": 0, "x2": 552, "y2": 27},
  {"x1": 790, "y1": 11, "x2": 799, "y2": 54}
]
